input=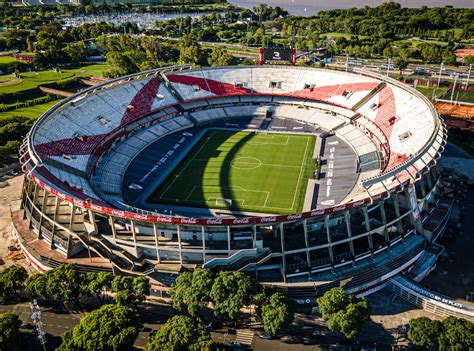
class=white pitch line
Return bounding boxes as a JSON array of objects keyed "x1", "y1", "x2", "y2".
[
  {"x1": 290, "y1": 136, "x2": 310, "y2": 211},
  {"x1": 159, "y1": 131, "x2": 216, "y2": 199}
]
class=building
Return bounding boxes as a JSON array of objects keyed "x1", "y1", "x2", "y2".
[{"x1": 15, "y1": 65, "x2": 450, "y2": 303}]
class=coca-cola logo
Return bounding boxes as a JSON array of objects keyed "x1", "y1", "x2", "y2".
[
  {"x1": 261, "y1": 216, "x2": 277, "y2": 223},
  {"x1": 233, "y1": 218, "x2": 251, "y2": 225},
  {"x1": 133, "y1": 214, "x2": 149, "y2": 221},
  {"x1": 206, "y1": 219, "x2": 223, "y2": 225},
  {"x1": 57, "y1": 192, "x2": 66, "y2": 200},
  {"x1": 311, "y1": 210, "x2": 325, "y2": 216},
  {"x1": 91, "y1": 205, "x2": 103, "y2": 212},
  {"x1": 73, "y1": 199, "x2": 84, "y2": 206},
  {"x1": 158, "y1": 216, "x2": 173, "y2": 223},
  {"x1": 112, "y1": 210, "x2": 125, "y2": 217},
  {"x1": 44, "y1": 185, "x2": 52, "y2": 192},
  {"x1": 352, "y1": 200, "x2": 366, "y2": 207},
  {"x1": 180, "y1": 218, "x2": 198, "y2": 224},
  {"x1": 333, "y1": 205, "x2": 346, "y2": 212},
  {"x1": 287, "y1": 214, "x2": 302, "y2": 220}
]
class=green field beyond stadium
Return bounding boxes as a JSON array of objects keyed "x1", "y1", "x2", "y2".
[{"x1": 148, "y1": 130, "x2": 316, "y2": 214}]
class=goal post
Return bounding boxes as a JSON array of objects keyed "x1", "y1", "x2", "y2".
[{"x1": 215, "y1": 198, "x2": 232, "y2": 206}]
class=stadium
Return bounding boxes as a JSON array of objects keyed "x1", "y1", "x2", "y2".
[{"x1": 14, "y1": 63, "x2": 455, "y2": 305}]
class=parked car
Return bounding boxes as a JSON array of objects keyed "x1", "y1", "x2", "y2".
[{"x1": 258, "y1": 333, "x2": 272, "y2": 339}]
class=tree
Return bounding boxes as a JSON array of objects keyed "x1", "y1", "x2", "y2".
[
  {"x1": 261, "y1": 293, "x2": 294, "y2": 336},
  {"x1": 210, "y1": 271, "x2": 254, "y2": 321},
  {"x1": 0, "y1": 265, "x2": 28, "y2": 299},
  {"x1": 438, "y1": 316, "x2": 474, "y2": 350},
  {"x1": 57, "y1": 304, "x2": 140, "y2": 351},
  {"x1": 407, "y1": 317, "x2": 443, "y2": 348},
  {"x1": 0, "y1": 313, "x2": 22, "y2": 351},
  {"x1": 63, "y1": 42, "x2": 88, "y2": 63},
  {"x1": 178, "y1": 33, "x2": 206, "y2": 66},
  {"x1": 24, "y1": 272, "x2": 49, "y2": 299},
  {"x1": 146, "y1": 315, "x2": 215, "y2": 351},
  {"x1": 317, "y1": 288, "x2": 371, "y2": 340},
  {"x1": 82, "y1": 272, "x2": 112, "y2": 304},
  {"x1": 394, "y1": 59, "x2": 409, "y2": 74},
  {"x1": 111, "y1": 276, "x2": 150, "y2": 309},
  {"x1": 464, "y1": 56, "x2": 474, "y2": 66},
  {"x1": 170, "y1": 268, "x2": 213, "y2": 318},
  {"x1": 208, "y1": 47, "x2": 236, "y2": 67},
  {"x1": 46, "y1": 264, "x2": 82, "y2": 305}
]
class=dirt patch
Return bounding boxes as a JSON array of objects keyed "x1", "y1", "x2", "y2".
[
  {"x1": 0, "y1": 78, "x2": 22, "y2": 87},
  {"x1": 0, "y1": 175, "x2": 33, "y2": 272}
]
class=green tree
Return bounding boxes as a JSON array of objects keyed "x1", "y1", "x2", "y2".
[
  {"x1": 438, "y1": 316, "x2": 474, "y2": 350},
  {"x1": 24, "y1": 272, "x2": 49, "y2": 299},
  {"x1": 407, "y1": 317, "x2": 443, "y2": 348},
  {"x1": 82, "y1": 272, "x2": 112, "y2": 305},
  {"x1": 178, "y1": 33, "x2": 206, "y2": 66},
  {"x1": 261, "y1": 292, "x2": 294, "y2": 336},
  {"x1": 0, "y1": 265, "x2": 28, "y2": 299},
  {"x1": 57, "y1": 304, "x2": 140, "y2": 351},
  {"x1": 395, "y1": 59, "x2": 409, "y2": 74},
  {"x1": 317, "y1": 288, "x2": 371, "y2": 340},
  {"x1": 46, "y1": 264, "x2": 82, "y2": 305},
  {"x1": 111, "y1": 276, "x2": 150, "y2": 309},
  {"x1": 208, "y1": 47, "x2": 236, "y2": 67},
  {"x1": 64, "y1": 42, "x2": 88, "y2": 63},
  {"x1": 210, "y1": 271, "x2": 254, "y2": 321},
  {"x1": 399, "y1": 48, "x2": 411, "y2": 62},
  {"x1": 464, "y1": 56, "x2": 474, "y2": 66},
  {"x1": 146, "y1": 315, "x2": 215, "y2": 351},
  {"x1": 170, "y1": 268, "x2": 213, "y2": 318},
  {"x1": 0, "y1": 313, "x2": 22, "y2": 351}
]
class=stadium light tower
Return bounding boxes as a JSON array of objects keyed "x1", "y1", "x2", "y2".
[{"x1": 30, "y1": 299, "x2": 47, "y2": 351}]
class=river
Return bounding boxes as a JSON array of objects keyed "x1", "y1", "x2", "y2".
[{"x1": 229, "y1": 0, "x2": 474, "y2": 16}]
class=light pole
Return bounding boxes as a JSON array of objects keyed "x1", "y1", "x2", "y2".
[
  {"x1": 30, "y1": 299, "x2": 47, "y2": 351},
  {"x1": 437, "y1": 61, "x2": 444, "y2": 88},
  {"x1": 451, "y1": 74, "x2": 458, "y2": 103},
  {"x1": 466, "y1": 63, "x2": 472, "y2": 90}
]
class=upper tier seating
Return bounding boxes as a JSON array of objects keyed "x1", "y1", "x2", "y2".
[{"x1": 28, "y1": 66, "x2": 442, "y2": 211}]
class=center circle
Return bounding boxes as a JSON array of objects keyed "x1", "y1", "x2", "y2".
[{"x1": 230, "y1": 156, "x2": 262, "y2": 170}]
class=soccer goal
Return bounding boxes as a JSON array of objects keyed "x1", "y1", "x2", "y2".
[{"x1": 215, "y1": 198, "x2": 232, "y2": 206}]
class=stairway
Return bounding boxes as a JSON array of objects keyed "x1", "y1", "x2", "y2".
[{"x1": 235, "y1": 329, "x2": 255, "y2": 346}]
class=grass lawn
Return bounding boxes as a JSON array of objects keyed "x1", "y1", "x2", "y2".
[
  {"x1": 0, "y1": 63, "x2": 111, "y2": 94},
  {"x1": 441, "y1": 89, "x2": 474, "y2": 104},
  {"x1": 1, "y1": 99, "x2": 61, "y2": 120},
  {"x1": 0, "y1": 56, "x2": 23, "y2": 64},
  {"x1": 149, "y1": 130, "x2": 316, "y2": 214},
  {"x1": 416, "y1": 86, "x2": 449, "y2": 100},
  {"x1": 321, "y1": 32, "x2": 370, "y2": 40}
]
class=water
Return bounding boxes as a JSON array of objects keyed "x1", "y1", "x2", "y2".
[
  {"x1": 229, "y1": 0, "x2": 474, "y2": 16},
  {"x1": 62, "y1": 12, "x2": 213, "y2": 30}
]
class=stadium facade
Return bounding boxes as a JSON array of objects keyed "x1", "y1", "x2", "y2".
[{"x1": 15, "y1": 65, "x2": 453, "y2": 302}]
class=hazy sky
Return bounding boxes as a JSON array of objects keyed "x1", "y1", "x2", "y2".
[{"x1": 229, "y1": 0, "x2": 474, "y2": 16}]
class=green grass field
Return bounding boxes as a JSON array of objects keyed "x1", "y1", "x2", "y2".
[
  {"x1": 0, "y1": 100, "x2": 60, "y2": 120},
  {"x1": 416, "y1": 86, "x2": 449, "y2": 100},
  {"x1": 149, "y1": 130, "x2": 316, "y2": 214},
  {"x1": 0, "y1": 63, "x2": 111, "y2": 94},
  {"x1": 441, "y1": 89, "x2": 474, "y2": 104}
]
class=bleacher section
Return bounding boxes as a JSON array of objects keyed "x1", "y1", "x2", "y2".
[
  {"x1": 93, "y1": 116, "x2": 193, "y2": 205},
  {"x1": 26, "y1": 65, "x2": 443, "y2": 213}
]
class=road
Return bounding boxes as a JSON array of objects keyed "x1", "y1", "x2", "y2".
[{"x1": 0, "y1": 299, "x2": 390, "y2": 350}]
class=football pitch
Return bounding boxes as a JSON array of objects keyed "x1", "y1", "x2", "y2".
[{"x1": 148, "y1": 130, "x2": 316, "y2": 214}]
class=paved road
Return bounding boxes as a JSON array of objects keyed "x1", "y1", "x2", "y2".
[{"x1": 0, "y1": 297, "x2": 399, "y2": 350}]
